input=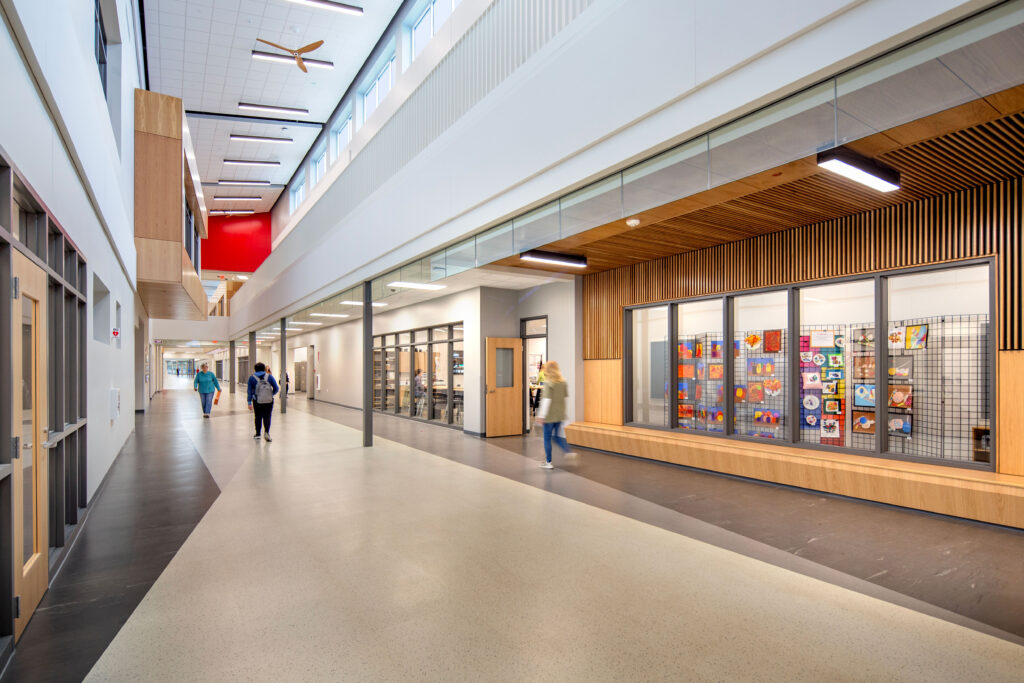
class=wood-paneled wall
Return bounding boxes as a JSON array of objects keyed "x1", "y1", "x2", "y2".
[
  {"x1": 583, "y1": 177, "x2": 1023, "y2": 359},
  {"x1": 583, "y1": 359, "x2": 623, "y2": 425}
]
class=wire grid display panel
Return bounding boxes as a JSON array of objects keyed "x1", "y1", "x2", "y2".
[
  {"x1": 799, "y1": 323, "x2": 876, "y2": 451},
  {"x1": 734, "y1": 329, "x2": 787, "y2": 439},
  {"x1": 886, "y1": 315, "x2": 991, "y2": 463},
  {"x1": 677, "y1": 333, "x2": 726, "y2": 432}
]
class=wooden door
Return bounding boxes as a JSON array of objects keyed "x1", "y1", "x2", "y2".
[
  {"x1": 485, "y1": 337, "x2": 522, "y2": 437},
  {"x1": 12, "y1": 251, "x2": 48, "y2": 640}
]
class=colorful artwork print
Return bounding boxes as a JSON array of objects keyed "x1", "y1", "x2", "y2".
[
  {"x1": 827, "y1": 354, "x2": 844, "y2": 368},
  {"x1": 888, "y1": 326, "x2": 905, "y2": 349},
  {"x1": 678, "y1": 364, "x2": 695, "y2": 379},
  {"x1": 677, "y1": 381, "x2": 690, "y2": 401},
  {"x1": 763, "y1": 378, "x2": 783, "y2": 397},
  {"x1": 697, "y1": 362, "x2": 706, "y2": 380},
  {"x1": 678, "y1": 404, "x2": 694, "y2": 419},
  {"x1": 708, "y1": 407, "x2": 725, "y2": 432},
  {"x1": 744, "y1": 332, "x2": 763, "y2": 351},
  {"x1": 823, "y1": 399, "x2": 841, "y2": 414},
  {"x1": 734, "y1": 385, "x2": 747, "y2": 403},
  {"x1": 825, "y1": 369, "x2": 844, "y2": 380},
  {"x1": 800, "y1": 352, "x2": 814, "y2": 364},
  {"x1": 709, "y1": 364, "x2": 724, "y2": 380},
  {"x1": 747, "y1": 382, "x2": 765, "y2": 404},
  {"x1": 804, "y1": 413, "x2": 819, "y2": 427},
  {"x1": 852, "y1": 328, "x2": 875, "y2": 347},
  {"x1": 906, "y1": 324, "x2": 928, "y2": 350},
  {"x1": 754, "y1": 409, "x2": 780, "y2": 425},
  {"x1": 834, "y1": 336, "x2": 846, "y2": 348},
  {"x1": 812, "y1": 353, "x2": 827, "y2": 367},
  {"x1": 694, "y1": 341, "x2": 704, "y2": 359},
  {"x1": 810, "y1": 330, "x2": 835, "y2": 348},
  {"x1": 852, "y1": 411, "x2": 876, "y2": 434},
  {"x1": 888, "y1": 385, "x2": 913, "y2": 409},
  {"x1": 802, "y1": 372, "x2": 823, "y2": 389},
  {"x1": 820, "y1": 417, "x2": 840, "y2": 439},
  {"x1": 821, "y1": 381, "x2": 838, "y2": 395},
  {"x1": 802, "y1": 394, "x2": 820, "y2": 410},
  {"x1": 888, "y1": 415, "x2": 912, "y2": 436},
  {"x1": 710, "y1": 341, "x2": 723, "y2": 359},
  {"x1": 854, "y1": 383, "x2": 876, "y2": 407},
  {"x1": 764, "y1": 329, "x2": 782, "y2": 353},
  {"x1": 678, "y1": 340, "x2": 695, "y2": 360},
  {"x1": 888, "y1": 356, "x2": 913, "y2": 379},
  {"x1": 746, "y1": 358, "x2": 776, "y2": 377},
  {"x1": 853, "y1": 356, "x2": 875, "y2": 379}
]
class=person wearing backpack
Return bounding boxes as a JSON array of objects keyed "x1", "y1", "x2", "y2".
[{"x1": 247, "y1": 362, "x2": 279, "y2": 442}]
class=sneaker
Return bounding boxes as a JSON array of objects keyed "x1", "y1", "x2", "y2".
[
  {"x1": 254, "y1": 433, "x2": 261, "y2": 439},
  {"x1": 540, "y1": 461, "x2": 554, "y2": 469},
  {"x1": 564, "y1": 451, "x2": 578, "y2": 458},
  {"x1": 203, "y1": 414, "x2": 210, "y2": 419},
  {"x1": 264, "y1": 434, "x2": 272, "y2": 442}
]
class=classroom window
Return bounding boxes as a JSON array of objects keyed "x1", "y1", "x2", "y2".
[
  {"x1": 333, "y1": 116, "x2": 352, "y2": 162},
  {"x1": 289, "y1": 173, "x2": 306, "y2": 214},
  {"x1": 363, "y1": 56, "x2": 395, "y2": 122}
]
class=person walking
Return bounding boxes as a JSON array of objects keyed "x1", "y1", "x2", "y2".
[
  {"x1": 193, "y1": 362, "x2": 221, "y2": 419},
  {"x1": 535, "y1": 360, "x2": 575, "y2": 469},
  {"x1": 247, "y1": 362, "x2": 279, "y2": 442}
]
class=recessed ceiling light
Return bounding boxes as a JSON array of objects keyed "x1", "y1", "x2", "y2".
[
  {"x1": 282, "y1": 0, "x2": 364, "y2": 15},
  {"x1": 238, "y1": 102, "x2": 309, "y2": 117},
  {"x1": 237, "y1": 275, "x2": 249, "y2": 281},
  {"x1": 387, "y1": 281, "x2": 447, "y2": 291},
  {"x1": 214, "y1": 196, "x2": 263, "y2": 202},
  {"x1": 223, "y1": 159, "x2": 280, "y2": 167},
  {"x1": 310, "y1": 313, "x2": 350, "y2": 318},
  {"x1": 626, "y1": 217, "x2": 640, "y2": 228},
  {"x1": 209, "y1": 209, "x2": 256, "y2": 216},
  {"x1": 251, "y1": 51, "x2": 335, "y2": 70},
  {"x1": 817, "y1": 149, "x2": 900, "y2": 192},
  {"x1": 218, "y1": 180, "x2": 271, "y2": 186},
  {"x1": 290, "y1": 321, "x2": 323, "y2": 326},
  {"x1": 229, "y1": 134, "x2": 293, "y2": 144},
  {"x1": 339, "y1": 300, "x2": 387, "y2": 307},
  {"x1": 519, "y1": 250, "x2": 588, "y2": 269}
]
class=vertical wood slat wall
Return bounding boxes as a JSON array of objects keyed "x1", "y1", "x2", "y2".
[{"x1": 583, "y1": 177, "x2": 1024, "y2": 360}]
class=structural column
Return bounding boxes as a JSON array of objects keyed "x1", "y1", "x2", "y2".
[
  {"x1": 280, "y1": 318, "x2": 287, "y2": 414},
  {"x1": 363, "y1": 281, "x2": 373, "y2": 447},
  {"x1": 228, "y1": 340, "x2": 236, "y2": 394},
  {"x1": 248, "y1": 330, "x2": 256, "y2": 380}
]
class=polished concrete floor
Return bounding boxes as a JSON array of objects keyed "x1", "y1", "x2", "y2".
[{"x1": 7, "y1": 380, "x2": 1024, "y2": 680}]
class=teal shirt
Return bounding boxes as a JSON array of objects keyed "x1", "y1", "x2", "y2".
[{"x1": 194, "y1": 371, "x2": 221, "y2": 394}]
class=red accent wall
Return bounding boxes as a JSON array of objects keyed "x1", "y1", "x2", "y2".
[{"x1": 202, "y1": 213, "x2": 272, "y2": 273}]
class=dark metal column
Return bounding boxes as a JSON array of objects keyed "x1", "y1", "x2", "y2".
[
  {"x1": 248, "y1": 330, "x2": 256, "y2": 379},
  {"x1": 280, "y1": 318, "x2": 287, "y2": 414},
  {"x1": 363, "y1": 281, "x2": 373, "y2": 447},
  {"x1": 228, "y1": 340, "x2": 236, "y2": 394}
]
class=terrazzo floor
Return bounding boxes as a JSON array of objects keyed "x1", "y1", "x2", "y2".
[{"x1": 82, "y1": 388, "x2": 1024, "y2": 681}]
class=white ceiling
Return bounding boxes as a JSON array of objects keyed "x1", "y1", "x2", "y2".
[{"x1": 143, "y1": 0, "x2": 403, "y2": 213}]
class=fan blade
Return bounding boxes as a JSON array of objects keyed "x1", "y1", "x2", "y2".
[
  {"x1": 257, "y1": 38, "x2": 295, "y2": 54},
  {"x1": 296, "y1": 40, "x2": 324, "y2": 54},
  {"x1": 296, "y1": 55, "x2": 308, "y2": 73}
]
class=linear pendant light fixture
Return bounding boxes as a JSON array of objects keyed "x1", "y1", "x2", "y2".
[
  {"x1": 283, "y1": 0, "x2": 364, "y2": 15},
  {"x1": 386, "y1": 281, "x2": 446, "y2": 291},
  {"x1": 223, "y1": 159, "x2": 280, "y2": 167},
  {"x1": 817, "y1": 148, "x2": 900, "y2": 192},
  {"x1": 213, "y1": 196, "x2": 263, "y2": 202},
  {"x1": 310, "y1": 313, "x2": 350, "y2": 318},
  {"x1": 209, "y1": 209, "x2": 255, "y2": 216},
  {"x1": 238, "y1": 102, "x2": 309, "y2": 117},
  {"x1": 519, "y1": 249, "x2": 588, "y2": 269},
  {"x1": 217, "y1": 179, "x2": 271, "y2": 186},
  {"x1": 339, "y1": 300, "x2": 387, "y2": 307},
  {"x1": 251, "y1": 51, "x2": 335, "y2": 70},
  {"x1": 229, "y1": 133, "x2": 293, "y2": 144}
]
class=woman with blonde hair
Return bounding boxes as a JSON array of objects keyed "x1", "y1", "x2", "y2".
[{"x1": 535, "y1": 360, "x2": 575, "y2": 469}]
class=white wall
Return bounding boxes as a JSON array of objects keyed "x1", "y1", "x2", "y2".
[
  {"x1": 1, "y1": 0, "x2": 144, "y2": 498},
  {"x1": 228, "y1": 0, "x2": 992, "y2": 336}
]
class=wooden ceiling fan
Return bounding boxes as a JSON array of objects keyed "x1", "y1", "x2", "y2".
[{"x1": 256, "y1": 38, "x2": 325, "y2": 73}]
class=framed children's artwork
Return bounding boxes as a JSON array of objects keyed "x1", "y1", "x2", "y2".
[
  {"x1": 820, "y1": 417, "x2": 840, "y2": 439},
  {"x1": 734, "y1": 385, "x2": 747, "y2": 403},
  {"x1": 823, "y1": 399, "x2": 841, "y2": 414},
  {"x1": 852, "y1": 328, "x2": 875, "y2": 347},
  {"x1": 853, "y1": 356, "x2": 875, "y2": 379},
  {"x1": 810, "y1": 330, "x2": 835, "y2": 348},
  {"x1": 744, "y1": 332, "x2": 763, "y2": 351},
  {"x1": 888, "y1": 384, "x2": 913, "y2": 409},
  {"x1": 763, "y1": 378, "x2": 783, "y2": 397},
  {"x1": 852, "y1": 411, "x2": 876, "y2": 434},
  {"x1": 695, "y1": 341, "x2": 704, "y2": 359},
  {"x1": 677, "y1": 381, "x2": 689, "y2": 401},
  {"x1": 824, "y1": 369, "x2": 844, "y2": 380},
  {"x1": 888, "y1": 356, "x2": 913, "y2": 379},
  {"x1": 734, "y1": 340, "x2": 742, "y2": 358},
  {"x1": 708, "y1": 407, "x2": 725, "y2": 426},
  {"x1": 812, "y1": 353, "x2": 827, "y2": 367},
  {"x1": 709, "y1": 364, "x2": 724, "y2": 380},
  {"x1": 821, "y1": 381, "x2": 838, "y2": 395},
  {"x1": 694, "y1": 384, "x2": 703, "y2": 402},
  {"x1": 854, "y1": 383, "x2": 876, "y2": 407},
  {"x1": 754, "y1": 409, "x2": 780, "y2": 425},
  {"x1": 800, "y1": 351, "x2": 814, "y2": 364},
  {"x1": 834, "y1": 336, "x2": 846, "y2": 348},
  {"x1": 802, "y1": 372, "x2": 823, "y2": 389},
  {"x1": 803, "y1": 412, "x2": 819, "y2": 428},
  {"x1": 888, "y1": 326, "x2": 905, "y2": 349},
  {"x1": 827, "y1": 353, "x2": 844, "y2": 368},
  {"x1": 764, "y1": 329, "x2": 782, "y2": 353},
  {"x1": 679, "y1": 364, "x2": 695, "y2": 379},
  {"x1": 748, "y1": 382, "x2": 765, "y2": 403},
  {"x1": 746, "y1": 358, "x2": 775, "y2": 377},
  {"x1": 696, "y1": 362, "x2": 706, "y2": 380},
  {"x1": 710, "y1": 341, "x2": 723, "y2": 359},
  {"x1": 906, "y1": 324, "x2": 928, "y2": 350},
  {"x1": 678, "y1": 404, "x2": 694, "y2": 419},
  {"x1": 679, "y1": 340, "x2": 694, "y2": 360},
  {"x1": 888, "y1": 415, "x2": 912, "y2": 436}
]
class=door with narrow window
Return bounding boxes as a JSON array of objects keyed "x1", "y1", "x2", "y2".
[
  {"x1": 12, "y1": 251, "x2": 48, "y2": 640},
  {"x1": 485, "y1": 337, "x2": 522, "y2": 437}
]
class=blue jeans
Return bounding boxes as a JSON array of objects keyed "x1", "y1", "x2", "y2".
[
  {"x1": 543, "y1": 421, "x2": 569, "y2": 462},
  {"x1": 199, "y1": 392, "x2": 214, "y2": 414}
]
